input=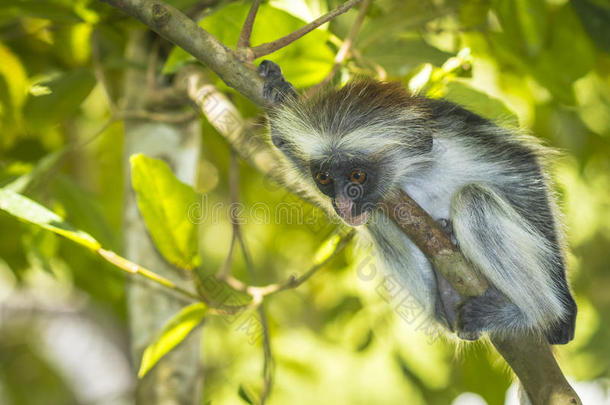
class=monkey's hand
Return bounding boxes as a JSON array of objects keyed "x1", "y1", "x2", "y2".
[{"x1": 258, "y1": 60, "x2": 297, "y2": 104}]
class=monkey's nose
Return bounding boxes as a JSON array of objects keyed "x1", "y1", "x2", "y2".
[
  {"x1": 334, "y1": 195, "x2": 353, "y2": 218},
  {"x1": 333, "y1": 195, "x2": 370, "y2": 226}
]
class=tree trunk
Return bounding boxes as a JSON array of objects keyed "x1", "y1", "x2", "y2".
[{"x1": 123, "y1": 30, "x2": 202, "y2": 405}]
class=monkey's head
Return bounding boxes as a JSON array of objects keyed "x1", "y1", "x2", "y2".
[{"x1": 268, "y1": 80, "x2": 433, "y2": 226}]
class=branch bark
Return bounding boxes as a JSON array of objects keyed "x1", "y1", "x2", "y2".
[
  {"x1": 100, "y1": 0, "x2": 267, "y2": 105},
  {"x1": 384, "y1": 192, "x2": 581, "y2": 405},
  {"x1": 237, "y1": 0, "x2": 262, "y2": 48},
  {"x1": 97, "y1": 0, "x2": 582, "y2": 403}
]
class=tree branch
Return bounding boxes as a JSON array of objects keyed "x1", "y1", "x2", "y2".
[
  {"x1": 383, "y1": 191, "x2": 581, "y2": 405},
  {"x1": 238, "y1": 0, "x2": 262, "y2": 49},
  {"x1": 311, "y1": 0, "x2": 371, "y2": 90},
  {"x1": 99, "y1": 0, "x2": 267, "y2": 105},
  {"x1": 97, "y1": 248, "x2": 202, "y2": 302},
  {"x1": 383, "y1": 190, "x2": 488, "y2": 297},
  {"x1": 250, "y1": 0, "x2": 363, "y2": 59}
]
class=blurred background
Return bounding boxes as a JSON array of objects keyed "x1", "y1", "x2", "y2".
[{"x1": 0, "y1": 0, "x2": 609, "y2": 404}]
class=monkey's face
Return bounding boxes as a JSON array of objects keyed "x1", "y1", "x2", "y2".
[{"x1": 310, "y1": 156, "x2": 383, "y2": 226}]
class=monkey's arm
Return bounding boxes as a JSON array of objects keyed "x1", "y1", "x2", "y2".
[{"x1": 450, "y1": 183, "x2": 574, "y2": 343}]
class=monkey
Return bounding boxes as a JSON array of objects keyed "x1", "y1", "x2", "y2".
[{"x1": 257, "y1": 60, "x2": 577, "y2": 344}]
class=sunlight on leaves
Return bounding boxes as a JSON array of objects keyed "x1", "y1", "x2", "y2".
[
  {"x1": 163, "y1": 3, "x2": 334, "y2": 87},
  {"x1": 130, "y1": 154, "x2": 201, "y2": 270},
  {"x1": 312, "y1": 233, "x2": 341, "y2": 265},
  {"x1": 0, "y1": 188, "x2": 100, "y2": 251},
  {"x1": 138, "y1": 302, "x2": 208, "y2": 378}
]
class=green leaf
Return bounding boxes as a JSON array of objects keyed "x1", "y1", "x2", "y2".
[
  {"x1": 4, "y1": 148, "x2": 67, "y2": 193},
  {"x1": 571, "y1": 0, "x2": 610, "y2": 53},
  {"x1": 237, "y1": 384, "x2": 256, "y2": 405},
  {"x1": 489, "y1": 3, "x2": 596, "y2": 105},
  {"x1": 53, "y1": 175, "x2": 117, "y2": 250},
  {"x1": 460, "y1": 0, "x2": 491, "y2": 28},
  {"x1": 492, "y1": 0, "x2": 548, "y2": 57},
  {"x1": 138, "y1": 302, "x2": 207, "y2": 378},
  {"x1": 356, "y1": 2, "x2": 446, "y2": 51},
  {"x1": 530, "y1": 4, "x2": 596, "y2": 105},
  {"x1": 0, "y1": 188, "x2": 100, "y2": 251},
  {"x1": 162, "y1": 46, "x2": 193, "y2": 75},
  {"x1": 164, "y1": 3, "x2": 334, "y2": 87},
  {"x1": 0, "y1": 43, "x2": 27, "y2": 143},
  {"x1": 23, "y1": 69, "x2": 96, "y2": 131},
  {"x1": 443, "y1": 81, "x2": 519, "y2": 126},
  {"x1": 0, "y1": 0, "x2": 82, "y2": 23},
  {"x1": 312, "y1": 233, "x2": 341, "y2": 265},
  {"x1": 361, "y1": 36, "x2": 452, "y2": 76},
  {"x1": 130, "y1": 154, "x2": 200, "y2": 269}
]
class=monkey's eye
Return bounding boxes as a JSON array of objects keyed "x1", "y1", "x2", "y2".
[
  {"x1": 315, "y1": 172, "x2": 331, "y2": 185},
  {"x1": 349, "y1": 170, "x2": 367, "y2": 184}
]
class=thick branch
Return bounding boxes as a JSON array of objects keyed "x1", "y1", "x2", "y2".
[
  {"x1": 383, "y1": 190, "x2": 488, "y2": 297},
  {"x1": 493, "y1": 335, "x2": 581, "y2": 405},
  {"x1": 250, "y1": 0, "x2": 363, "y2": 59},
  {"x1": 384, "y1": 191, "x2": 580, "y2": 405}
]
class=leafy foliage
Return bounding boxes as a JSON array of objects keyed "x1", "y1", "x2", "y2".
[
  {"x1": 138, "y1": 302, "x2": 208, "y2": 378},
  {"x1": 0, "y1": 0, "x2": 609, "y2": 404},
  {"x1": 0, "y1": 188, "x2": 100, "y2": 251}
]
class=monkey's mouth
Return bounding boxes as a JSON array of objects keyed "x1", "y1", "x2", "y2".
[{"x1": 333, "y1": 195, "x2": 371, "y2": 227}]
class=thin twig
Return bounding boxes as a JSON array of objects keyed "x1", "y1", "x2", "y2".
[
  {"x1": 218, "y1": 151, "x2": 244, "y2": 280},
  {"x1": 146, "y1": 38, "x2": 161, "y2": 93},
  {"x1": 237, "y1": 0, "x2": 262, "y2": 49},
  {"x1": 97, "y1": 248, "x2": 201, "y2": 301},
  {"x1": 244, "y1": 230, "x2": 356, "y2": 299},
  {"x1": 250, "y1": 0, "x2": 363, "y2": 59},
  {"x1": 311, "y1": 0, "x2": 371, "y2": 91},
  {"x1": 97, "y1": 248, "x2": 253, "y2": 316},
  {"x1": 237, "y1": 230, "x2": 256, "y2": 282},
  {"x1": 115, "y1": 109, "x2": 198, "y2": 123},
  {"x1": 218, "y1": 233, "x2": 237, "y2": 280},
  {"x1": 225, "y1": 164, "x2": 275, "y2": 404},
  {"x1": 99, "y1": 0, "x2": 267, "y2": 105},
  {"x1": 257, "y1": 304, "x2": 273, "y2": 405},
  {"x1": 352, "y1": 48, "x2": 387, "y2": 80}
]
